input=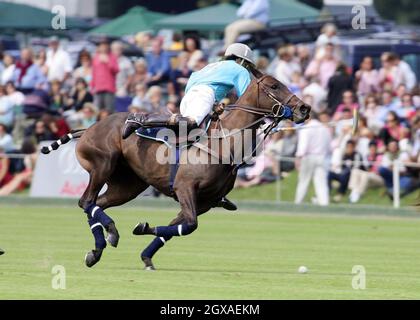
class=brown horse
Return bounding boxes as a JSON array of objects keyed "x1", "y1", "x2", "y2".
[{"x1": 42, "y1": 71, "x2": 310, "y2": 269}]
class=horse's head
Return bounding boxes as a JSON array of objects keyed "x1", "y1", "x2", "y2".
[{"x1": 251, "y1": 71, "x2": 311, "y2": 124}]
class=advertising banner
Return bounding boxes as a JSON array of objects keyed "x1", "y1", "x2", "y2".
[{"x1": 30, "y1": 141, "x2": 89, "y2": 198}]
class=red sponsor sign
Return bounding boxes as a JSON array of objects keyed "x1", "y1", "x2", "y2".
[{"x1": 59, "y1": 181, "x2": 88, "y2": 197}]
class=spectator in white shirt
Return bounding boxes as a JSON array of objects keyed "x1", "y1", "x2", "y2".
[
  {"x1": 0, "y1": 86, "x2": 14, "y2": 128},
  {"x1": 275, "y1": 46, "x2": 302, "y2": 87},
  {"x1": 111, "y1": 41, "x2": 134, "y2": 97},
  {"x1": 315, "y1": 23, "x2": 339, "y2": 60},
  {"x1": 363, "y1": 94, "x2": 387, "y2": 133},
  {"x1": 302, "y1": 76, "x2": 327, "y2": 113},
  {"x1": 378, "y1": 52, "x2": 417, "y2": 92},
  {"x1": 46, "y1": 37, "x2": 73, "y2": 82},
  {"x1": 0, "y1": 124, "x2": 14, "y2": 152},
  {"x1": 5, "y1": 81, "x2": 24, "y2": 110},
  {"x1": 393, "y1": 54, "x2": 417, "y2": 91},
  {"x1": 224, "y1": 0, "x2": 270, "y2": 49},
  {"x1": 316, "y1": 23, "x2": 339, "y2": 49},
  {"x1": 378, "y1": 140, "x2": 417, "y2": 198},
  {"x1": 295, "y1": 112, "x2": 332, "y2": 206},
  {"x1": 1, "y1": 54, "x2": 16, "y2": 85}
]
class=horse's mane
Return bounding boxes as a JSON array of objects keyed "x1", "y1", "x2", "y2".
[{"x1": 245, "y1": 62, "x2": 264, "y2": 80}]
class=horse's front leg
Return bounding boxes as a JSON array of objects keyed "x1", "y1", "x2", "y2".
[
  {"x1": 134, "y1": 213, "x2": 184, "y2": 270},
  {"x1": 133, "y1": 185, "x2": 199, "y2": 239},
  {"x1": 135, "y1": 201, "x2": 213, "y2": 270}
]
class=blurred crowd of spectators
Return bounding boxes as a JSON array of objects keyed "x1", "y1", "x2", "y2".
[
  {"x1": 237, "y1": 24, "x2": 419, "y2": 204},
  {"x1": 0, "y1": 24, "x2": 419, "y2": 203}
]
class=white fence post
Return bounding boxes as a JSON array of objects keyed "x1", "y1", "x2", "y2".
[{"x1": 392, "y1": 160, "x2": 400, "y2": 209}]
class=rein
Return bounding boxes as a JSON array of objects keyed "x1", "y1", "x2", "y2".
[
  {"x1": 196, "y1": 75, "x2": 296, "y2": 169},
  {"x1": 208, "y1": 75, "x2": 296, "y2": 138},
  {"x1": 223, "y1": 75, "x2": 295, "y2": 120}
]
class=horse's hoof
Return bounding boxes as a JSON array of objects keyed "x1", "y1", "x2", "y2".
[
  {"x1": 217, "y1": 197, "x2": 238, "y2": 211},
  {"x1": 141, "y1": 256, "x2": 156, "y2": 271},
  {"x1": 133, "y1": 222, "x2": 151, "y2": 235},
  {"x1": 144, "y1": 266, "x2": 155, "y2": 271},
  {"x1": 85, "y1": 249, "x2": 102, "y2": 268},
  {"x1": 105, "y1": 222, "x2": 120, "y2": 248}
]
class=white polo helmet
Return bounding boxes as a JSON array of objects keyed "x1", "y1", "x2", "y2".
[{"x1": 225, "y1": 43, "x2": 255, "y2": 65}]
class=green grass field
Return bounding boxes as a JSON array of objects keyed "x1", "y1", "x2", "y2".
[{"x1": 1, "y1": 201, "x2": 420, "y2": 299}]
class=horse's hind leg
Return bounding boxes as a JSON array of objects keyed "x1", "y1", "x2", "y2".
[
  {"x1": 96, "y1": 165, "x2": 150, "y2": 210},
  {"x1": 78, "y1": 154, "x2": 119, "y2": 268},
  {"x1": 91, "y1": 169, "x2": 149, "y2": 265},
  {"x1": 79, "y1": 173, "x2": 114, "y2": 267}
]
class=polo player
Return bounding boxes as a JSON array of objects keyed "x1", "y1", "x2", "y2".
[{"x1": 122, "y1": 43, "x2": 257, "y2": 211}]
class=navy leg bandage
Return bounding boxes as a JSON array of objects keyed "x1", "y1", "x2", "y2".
[
  {"x1": 84, "y1": 204, "x2": 114, "y2": 227},
  {"x1": 85, "y1": 204, "x2": 113, "y2": 250},
  {"x1": 88, "y1": 219, "x2": 107, "y2": 249},
  {"x1": 155, "y1": 223, "x2": 197, "y2": 238},
  {"x1": 142, "y1": 236, "x2": 172, "y2": 258}
]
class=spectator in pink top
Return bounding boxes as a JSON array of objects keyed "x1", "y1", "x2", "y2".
[
  {"x1": 333, "y1": 90, "x2": 359, "y2": 121},
  {"x1": 304, "y1": 43, "x2": 338, "y2": 89},
  {"x1": 91, "y1": 40, "x2": 119, "y2": 112},
  {"x1": 355, "y1": 56, "x2": 380, "y2": 101}
]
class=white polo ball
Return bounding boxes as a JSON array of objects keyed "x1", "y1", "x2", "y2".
[{"x1": 298, "y1": 266, "x2": 308, "y2": 274}]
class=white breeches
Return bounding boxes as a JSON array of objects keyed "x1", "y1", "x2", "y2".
[
  {"x1": 180, "y1": 85, "x2": 215, "y2": 125},
  {"x1": 295, "y1": 155, "x2": 330, "y2": 206}
]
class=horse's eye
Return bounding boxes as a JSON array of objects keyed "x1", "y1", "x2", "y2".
[{"x1": 271, "y1": 84, "x2": 278, "y2": 90}]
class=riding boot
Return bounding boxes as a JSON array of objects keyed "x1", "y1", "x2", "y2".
[{"x1": 122, "y1": 113, "x2": 198, "y2": 139}]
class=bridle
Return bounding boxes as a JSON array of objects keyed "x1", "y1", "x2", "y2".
[
  {"x1": 223, "y1": 74, "x2": 296, "y2": 121},
  {"x1": 197, "y1": 75, "x2": 299, "y2": 169},
  {"x1": 208, "y1": 74, "x2": 297, "y2": 138}
]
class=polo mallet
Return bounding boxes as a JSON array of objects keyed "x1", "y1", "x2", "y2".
[
  {"x1": 352, "y1": 108, "x2": 359, "y2": 136},
  {"x1": 272, "y1": 108, "x2": 360, "y2": 136}
]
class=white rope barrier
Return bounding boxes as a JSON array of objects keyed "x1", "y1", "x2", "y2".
[{"x1": 0, "y1": 153, "x2": 27, "y2": 159}]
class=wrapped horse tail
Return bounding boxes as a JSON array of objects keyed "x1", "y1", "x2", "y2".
[{"x1": 41, "y1": 129, "x2": 86, "y2": 155}]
